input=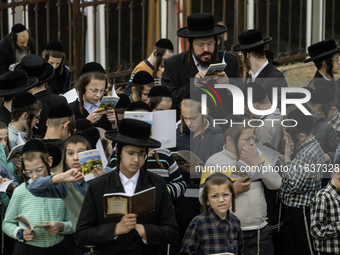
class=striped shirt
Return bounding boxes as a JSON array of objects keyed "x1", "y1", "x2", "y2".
[
  {"x1": 2, "y1": 179, "x2": 73, "y2": 248},
  {"x1": 310, "y1": 181, "x2": 340, "y2": 254},
  {"x1": 279, "y1": 136, "x2": 324, "y2": 208}
]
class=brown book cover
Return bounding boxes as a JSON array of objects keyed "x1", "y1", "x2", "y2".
[{"x1": 103, "y1": 186, "x2": 155, "y2": 217}]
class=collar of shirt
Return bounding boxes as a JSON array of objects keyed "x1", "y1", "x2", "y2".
[
  {"x1": 328, "y1": 181, "x2": 340, "y2": 199},
  {"x1": 250, "y1": 59, "x2": 269, "y2": 82},
  {"x1": 222, "y1": 146, "x2": 236, "y2": 160},
  {"x1": 208, "y1": 206, "x2": 232, "y2": 227},
  {"x1": 83, "y1": 100, "x2": 100, "y2": 114},
  {"x1": 327, "y1": 109, "x2": 340, "y2": 127},
  {"x1": 119, "y1": 170, "x2": 140, "y2": 195},
  {"x1": 192, "y1": 53, "x2": 209, "y2": 72}
]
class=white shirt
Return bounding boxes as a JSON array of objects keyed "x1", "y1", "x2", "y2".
[
  {"x1": 250, "y1": 59, "x2": 269, "y2": 81},
  {"x1": 119, "y1": 170, "x2": 140, "y2": 195}
]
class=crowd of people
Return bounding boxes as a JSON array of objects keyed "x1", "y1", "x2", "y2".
[{"x1": 0, "y1": 12, "x2": 339, "y2": 255}]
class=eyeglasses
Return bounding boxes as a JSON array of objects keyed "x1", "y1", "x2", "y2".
[
  {"x1": 332, "y1": 57, "x2": 340, "y2": 62},
  {"x1": 34, "y1": 115, "x2": 41, "y2": 120},
  {"x1": 209, "y1": 192, "x2": 232, "y2": 200},
  {"x1": 87, "y1": 89, "x2": 107, "y2": 95},
  {"x1": 23, "y1": 166, "x2": 45, "y2": 177},
  {"x1": 123, "y1": 149, "x2": 147, "y2": 160},
  {"x1": 241, "y1": 135, "x2": 256, "y2": 144},
  {"x1": 194, "y1": 41, "x2": 215, "y2": 49}
]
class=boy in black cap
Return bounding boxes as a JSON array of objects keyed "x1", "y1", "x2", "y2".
[
  {"x1": 147, "y1": 86, "x2": 173, "y2": 111},
  {"x1": 15, "y1": 54, "x2": 68, "y2": 138},
  {"x1": 124, "y1": 38, "x2": 174, "y2": 96},
  {"x1": 75, "y1": 118, "x2": 178, "y2": 254},
  {"x1": 8, "y1": 92, "x2": 42, "y2": 147},
  {"x1": 0, "y1": 23, "x2": 35, "y2": 71},
  {"x1": 130, "y1": 71, "x2": 155, "y2": 103}
]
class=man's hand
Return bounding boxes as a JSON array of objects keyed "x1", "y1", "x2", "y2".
[
  {"x1": 233, "y1": 177, "x2": 251, "y2": 195},
  {"x1": 51, "y1": 169, "x2": 84, "y2": 184},
  {"x1": 44, "y1": 221, "x2": 64, "y2": 235},
  {"x1": 114, "y1": 214, "x2": 137, "y2": 236}
]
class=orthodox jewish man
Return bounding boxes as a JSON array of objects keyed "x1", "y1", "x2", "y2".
[
  {"x1": 75, "y1": 119, "x2": 178, "y2": 255},
  {"x1": 162, "y1": 13, "x2": 241, "y2": 110}
]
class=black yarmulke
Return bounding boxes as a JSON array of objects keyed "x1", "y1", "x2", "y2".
[
  {"x1": 132, "y1": 71, "x2": 154, "y2": 86},
  {"x1": 43, "y1": 142, "x2": 62, "y2": 168},
  {"x1": 242, "y1": 82, "x2": 267, "y2": 103},
  {"x1": 45, "y1": 41, "x2": 64, "y2": 52},
  {"x1": 82, "y1": 127, "x2": 100, "y2": 149},
  {"x1": 155, "y1": 38, "x2": 174, "y2": 51},
  {"x1": 287, "y1": 109, "x2": 314, "y2": 133},
  {"x1": 22, "y1": 139, "x2": 49, "y2": 154},
  {"x1": 126, "y1": 101, "x2": 151, "y2": 112},
  {"x1": 11, "y1": 23, "x2": 26, "y2": 33},
  {"x1": 80, "y1": 62, "x2": 106, "y2": 75},
  {"x1": 115, "y1": 94, "x2": 130, "y2": 109},
  {"x1": 48, "y1": 103, "x2": 73, "y2": 118},
  {"x1": 310, "y1": 86, "x2": 335, "y2": 104},
  {"x1": 75, "y1": 119, "x2": 94, "y2": 131},
  {"x1": 12, "y1": 92, "x2": 37, "y2": 108},
  {"x1": 148, "y1": 86, "x2": 172, "y2": 98}
]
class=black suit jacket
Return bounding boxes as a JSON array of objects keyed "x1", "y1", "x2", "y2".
[
  {"x1": 162, "y1": 50, "x2": 241, "y2": 108},
  {"x1": 252, "y1": 62, "x2": 287, "y2": 108},
  {"x1": 33, "y1": 89, "x2": 68, "y2": 138},
  {"x1": 75, "y1": 170, "x2": 178, "y2": 255}
]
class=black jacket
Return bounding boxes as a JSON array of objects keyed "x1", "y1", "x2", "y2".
[
  {"x1": 162, "y1": 50, "x2": 241, "y2": 109},
  {"x1": 0, "y1": 33, "x2": 35, "y2": 71}
]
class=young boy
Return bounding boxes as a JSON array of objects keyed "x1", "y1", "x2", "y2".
[
  {"x1": 130, "y1": 71, "x2": 155, "y2": 103},
  {"x1": 75, "y1": 119, "x2": 178, "y2": 254}
]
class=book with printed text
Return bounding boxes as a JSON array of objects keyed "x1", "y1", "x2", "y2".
[
  {"x1": 98, "y1": 96, "x2": 120, "y2": 111},
  {"x1": 78, "y1": 149, "x2": 103, "y2": 182},
  {"x1": 204, "y1": 63, "x2": 227, "y2": 76},
  {"x1": 14, "y1": 214, "x2": 50, "y2": 230}
]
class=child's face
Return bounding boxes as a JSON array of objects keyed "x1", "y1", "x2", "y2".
[
  {"x1": 83, "y1": 79, "x2": 106, "y2": 104},
  {"x1": 23, "y1": 158, "x2": 49, "y2": 181},
  {"x1": 65, "y1": 142, "x2": 88, "y2": 171},
  {"x1": 237, "y1": 128, "x2": 255, "y2": 153},
  {"x1": 0, "y1": 128, "x2": 8, "y2": 150},
  {"x1": 181, "y1": 103, "x2": 205, "y2": 134},
  {"x1": 30, "y1": 110, "x2": 42, "y2": 129},
  {"x1": 47, "y1": 56, "x2": 62, "y2": 69},
  {"x1": 152, "y1": 99, "x2": 172, "y2": 112},
  {"x1": 207, "y1": 183, "x2": 232, "y2": 219},
  {"x1": 141, "y1": 86, "x2": 152, "y2": 103},
  {"x1": 119, "y1": 145, "x2": 146, "y2": 179}
]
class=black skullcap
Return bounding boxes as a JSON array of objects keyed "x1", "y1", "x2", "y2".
[
  {"x1": 310, "y1": 86, "x2": 335, "y2": 104},
  {"x1": 22, "y1": 139, "x2": 48, "y2": 154},
  {"x1": 11, "y1": 23, "x2": 27, "y2": 33},
  {"x1": 115, "y1": 94, "x2": 130, "y2": 109},
  {"x1": 148, "y1": 86, "x2": 172, "y2": 98},
  {"x1": 75, "y1": 119, "x2": 94, "y2": 131},
  {"x1": 48, "y1": 103, "x2": 73, "y2": 118},
  {"x1": 12, "y1": 91, "x2": 37, "y2": 108},
  {"x1": 287, "y1": 109, "x2": 314, "y2": 133},
  {"x1": 205, "y1": 172, "x2": 232, "y2": 184},
  {"x1": 82, "y1": 127, "x2": 100, "y2": 149},
  {"x1": 80, "y1": 62, "x2": 106, "y2": 75},
  {"x1": 45, "y1": 41, "x2": 64, "y2": 52},
  {"x1": 155, "y1": 38, "x2": 174, "y2": 51},
  {"x1": 43, "y1": 141, "x2": 62, "y2": 168},
  {"x1": 242, "y1": 82, "x2": 267, "y2": 103},
  {"x1": 132, "y1": 71, "x2": 154, "y2": 86},
  {"x1": 126, "y1": 101, "x2": 152, "y2": 112}
]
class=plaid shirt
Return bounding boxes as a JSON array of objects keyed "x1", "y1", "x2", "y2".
[
  {"x1": 310, "y1": 181, "x2": 340, "y2": 254},
  {"x1": 327, "y1": 110, "x2": 340, "y2": 132},
  {"x1": 180, "y1": 207, "x2": 243, "y2": 255},
  {"x1": 279, "y1": 136, "x2": 324, "y2": 208}
]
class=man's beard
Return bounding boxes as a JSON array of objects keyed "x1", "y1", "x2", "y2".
[
  {"x1": 194, "y1": 51, "x2": 215, "y2": 68},
  {"x1": 14, "y1": 43, "x2": 28, "y2": 53}
]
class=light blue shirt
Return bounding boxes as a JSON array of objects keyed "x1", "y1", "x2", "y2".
[{"x1": 83, "y1": 100, "x2": 100, "y2": 114}]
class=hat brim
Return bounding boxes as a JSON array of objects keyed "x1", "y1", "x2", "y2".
[
  {"x1": 303, "y1": 48, "x2": 340, "y2": 63},
  {"x1": 176, "y1": 25, "x2": 227, "y2": 39},
  {"x1": 0, "y1": 77, "x2": 38, "y2": 96},
  {"x1": 15, "y1": 62, "x2": 55, "y2": 84},
  {"x1": 105, "y1": 131, "x2": 161, "y2": 148},
  {"x1": 231, "y1": 37, "x2": 272, "y2": 51}
]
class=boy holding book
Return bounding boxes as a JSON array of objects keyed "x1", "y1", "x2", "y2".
[{"x1": 75, "y1": 119, "x2": 178, "y2": 254}]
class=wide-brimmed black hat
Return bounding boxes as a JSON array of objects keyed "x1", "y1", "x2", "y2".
[
  {"x1": 177, "y1": 13, "x2": 227, "y2": 39},
  {"x1": 105, "y1": 119, "x2": 161, "y2": 148},
  {"x1": 231, "y1": 29, "x2": 272, "y2": 51},
  {"x1": 0, "y1": 70, "x2": 38, "y2": 96},
  {"x1": 304, "y1": 39, "x2": 340, "y2": 63},
  {"x1": 15, "y1": 54, "x2": 54, "y2": 84}
]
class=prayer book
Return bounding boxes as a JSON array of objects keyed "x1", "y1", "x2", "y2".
[
  {"x1": 98, "y1": 96, "x2": 120, "y2": 111},
  {"x1": 78, "y1": 149, "x2": 103, "y2": 182},
  {"x1": 14, "y1": 214, "x2": 50, "y2": 231},
  {"x1": 204, "y1": 63, "x2": 227, "y2": 76}
]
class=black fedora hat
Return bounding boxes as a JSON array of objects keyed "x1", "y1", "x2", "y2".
[
  {"x1": 0, "y1": 70, "x2": 38, "y2": 96},
  {"x1": 231, "y1": 29, "x2": 272, "y2": 51},
  {"x1": 15, "y1": 54, "x2": 54, "y2": 84},
  {"x1": 304, "y1": 39, "x2": 340, "y2": 63},
  {"x1": 105, "y1": 119, "x2": 161, "y2": 148},
  {"x1": 176, "y1": 13, "x2": 227, "y2": 39}
]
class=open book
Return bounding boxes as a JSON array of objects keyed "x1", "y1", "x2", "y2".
[
  {"x1": 172, "y1": 150, "x2": 203, "y2": 166},
  {"x1": 98, "y1": 96, "x2": 120, "y2": 111},
  {"x1": 78, "y1": 149, "x2": 103, "y2": 182},
  {"x1": 14, "y1": 214, "x2": 50, "y2": 230},
  {"x1": 0, "y1": 180, "x2": 13, "y2": 193},
  {"x1": 7, "y1": 144, "x2": 24, "y2": 163},
  {"x1": 204, "y1": 63, "x2": 227, "y2": 77},
  {"x1": 229, "y1": 160, "x2": 262, "y2": 182},
  {"x1": 103, "y1": 186, "x2": 155, "y2": 217}
]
